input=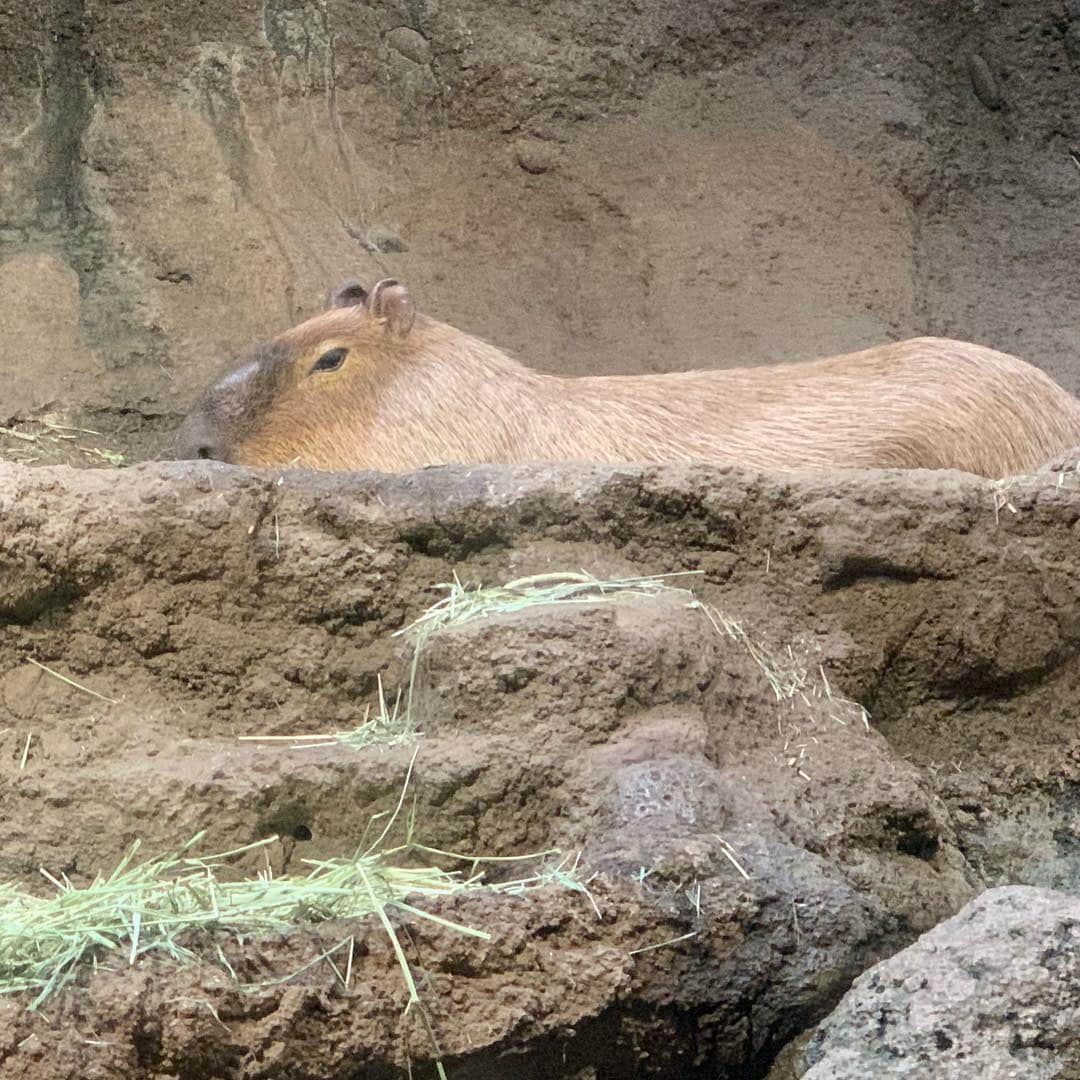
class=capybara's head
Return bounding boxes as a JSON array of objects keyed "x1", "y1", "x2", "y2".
[{"x1": 175, "y1": 278, "x2": 417, "y2": 469}]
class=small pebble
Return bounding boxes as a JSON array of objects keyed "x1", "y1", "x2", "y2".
[
  {"x1": 385, "y1": 27, "x2": 430, "y2": 66},
  {"x1": 968, "y1": 53, "x2": 1003, "y2": 111},
  {"x1": 513, "y1": 137, "x2": 561, "y2": 175}
]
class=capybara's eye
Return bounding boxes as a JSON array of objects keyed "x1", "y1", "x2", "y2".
[{"x1": 310, "y1": 347, "x2": 348, "y2": 374}]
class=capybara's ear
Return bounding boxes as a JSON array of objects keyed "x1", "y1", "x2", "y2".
[
  {"x1": 367, "y1": 278, "x2": 416, "y2": 337},
  {"x1": 327, "y1": 281, "x2": 368, "y2": 309}
]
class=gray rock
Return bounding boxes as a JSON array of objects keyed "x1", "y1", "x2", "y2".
[
  {"x1": 968, "y1": 53, "x2": 1003, "y2": 110},
  {"x1": 802, "y1": 886, "x2": 1080, "y2": 1079},
  {"x1": 513, "y1": 136, "x2": 562, "y2": 174},
  {"x1": 385, "y1": 26, "x2": 431, "y2": 66}
]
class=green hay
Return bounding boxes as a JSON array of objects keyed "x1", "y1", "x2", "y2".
[
  {"x1": 398, "y1": 569, "x2": 861, "y2": 736},
  {"x1": 0, "y1": 828, "x2": 579, "y2": 1014},
  {"x1": 390, "y1": 570, "x2": 868, "y2": 742},
  {"x1": 242, "y1": 563, "x2": 868, "y2": 781},
  {"x1": 244, "y1": 571, "x2": 702, "y2": 753},
  {"x1": 240, "y1": 675, "x2": 416, "y2": 752},
  {"x1": 396, "y1": 570, "x2": 702, "y2": 641},
  {"x1": 0, "y1": 755, "x2": 592, "y2": 1078},
  {"x1": 393, "y1": 569, "x2": 703, "y2": 724}
]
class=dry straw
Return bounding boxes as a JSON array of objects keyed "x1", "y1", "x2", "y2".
[
  {"x1": 0, "y1": 814, "x2": 580, "y2": 1015},
  {"x1": 0, "y1": 421, "x2": 125, "y2": 467},
  {"x1": 241, "y1": 570, "x2": 704, "y2": 750}
]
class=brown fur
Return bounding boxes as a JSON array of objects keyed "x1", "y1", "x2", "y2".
[{"x1": 176, "y1": 279, "x2": 1080, "y2": 479}]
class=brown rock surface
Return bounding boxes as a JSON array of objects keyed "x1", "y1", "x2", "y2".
[{"x1": 0, "y1": 457, "x2": 1077, "y2": 1075}]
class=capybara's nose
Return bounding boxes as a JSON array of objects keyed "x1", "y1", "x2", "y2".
[{"x1": 174, "y1": 415, "x2": 227, "y2": 462}]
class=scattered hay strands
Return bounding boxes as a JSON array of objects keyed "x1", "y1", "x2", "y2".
[
  {"x1": 990, "y1": 481, "x2": 1020, "y2": 524},
  {"x1": 628, "y1": 930, "x2": 700, "y2": 957},
  {"x1": 0, "y1": 421, "x2": 125, "y2": 468},
  {"x1": 688, "y1": 598, "x2": 870, "y2": 736},
  {"x1": 393, "y1": 569, "x2": 703, "y2": 736},
  {"x1": 0, "y1": 824, "x2": 584, "y2": 1018},
  {"x1": 241, "y1": 566, "x2": 871, "y2": 789},
  {"x1": 26, "y1": 658, "x2": 118, "y2": 705},
  {"x1": 396, "y1": 569, "x2": 871, "y2": 786},
  {"x1": 240, "y1": 674, "x2": 414, "y2": 752},
  {"x1": 687, "y1": 597, "x2": 870, "y2": 788},
  {"x1": 988, "y1": 456, "x2": 1080, "y2": 521},
  {"x1": 242, "y1": 571, "x2": 703, "y2": 752},
  {"x1": 714, "y1": 836, "x2": 751, "y2": 880}
]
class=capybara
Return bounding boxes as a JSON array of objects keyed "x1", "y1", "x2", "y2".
[{"x1": 175, "y1": 278, "x2": 1080, "y2": 479}]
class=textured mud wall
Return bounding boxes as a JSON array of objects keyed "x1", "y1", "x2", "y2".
[
  {"x1": 0, "y1": 457, "x2": 1078, "y2": 1076},
  {"x1": 2, "y1": 0, "x2": 1080, "y2": 463}
]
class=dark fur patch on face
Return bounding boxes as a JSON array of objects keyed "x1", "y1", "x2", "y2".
[{"x1": 192, "y1": 340, "x2": 295, "y2": 450}]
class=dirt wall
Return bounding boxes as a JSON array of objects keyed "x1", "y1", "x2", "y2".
[
  {"x1": 2, "y1": 1, "x2": 1079, "y2": 466},
  {"x1": 0, "y1": 457, "x2": 1078, "y2": 1075}
]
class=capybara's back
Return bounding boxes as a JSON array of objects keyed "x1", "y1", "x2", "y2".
[
  {"x1": 175, "y1": 278, "x2": 1080, "y2": 479},
  {"x1": 645, "y1": 335, "x2": 1080, "y2": 477}
]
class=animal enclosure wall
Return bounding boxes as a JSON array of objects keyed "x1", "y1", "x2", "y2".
[
  {"x1": 2, "y1": 0, "x2": 1080, "y2": 463},
  {"x1": 3, "y1": 2, "x2": 1080, "y2": 1077}
]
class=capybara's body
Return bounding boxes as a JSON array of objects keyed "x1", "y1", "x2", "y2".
[{"x1": 176, "y1": 279, "x2": 1080, "y2": 479}]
